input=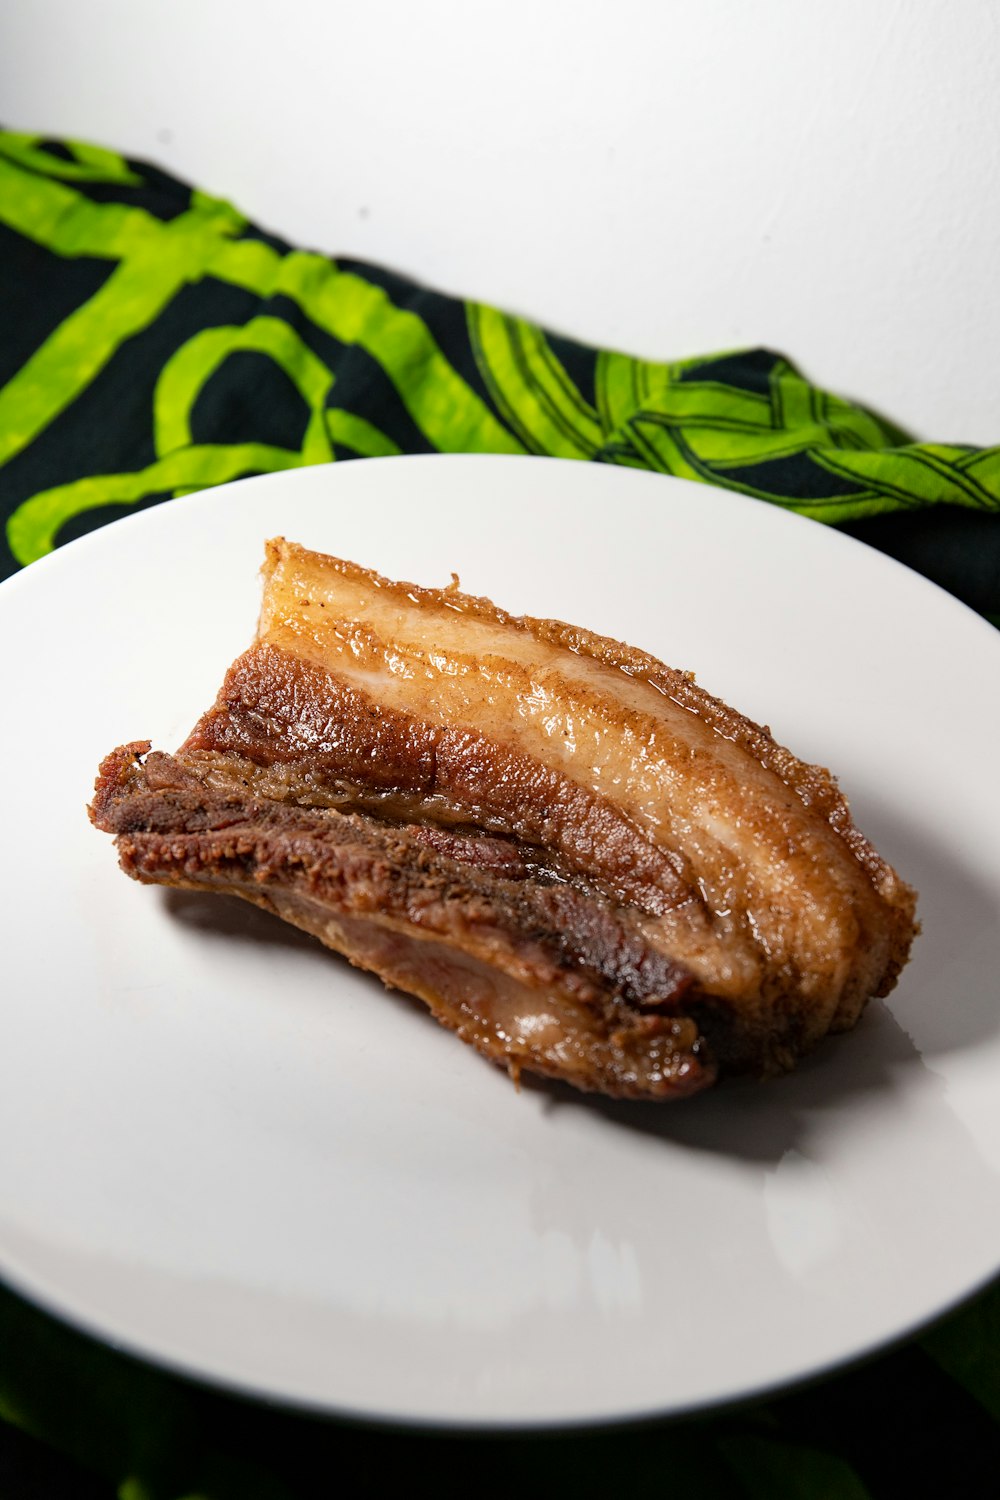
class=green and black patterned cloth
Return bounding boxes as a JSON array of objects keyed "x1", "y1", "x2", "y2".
[
  {"x1": 3, "y1": 130, "x2": 1000, "y2": 599},
  {"x1": 1, "y1": 130, "x2": 998, "y2": 1498}
]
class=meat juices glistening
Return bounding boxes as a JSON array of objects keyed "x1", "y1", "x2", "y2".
[{"x1": 90, "y1": 539, "x2": 918, "y2": 1101}]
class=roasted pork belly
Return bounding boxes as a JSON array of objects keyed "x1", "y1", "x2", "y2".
[{"x1": 89, "y1": 539, "x2": 918, "y2": 1100}]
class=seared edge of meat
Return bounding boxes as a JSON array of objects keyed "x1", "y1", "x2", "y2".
[
  {"x1": 88, "y1": 538, "x2": 919, "y2": 1100},
  {"x1": 181, "y1": 537, "x2": 918, "y2": 1062},
  {"x1": 89, "y1": 742, "x2": 715, "y2": 1101}
]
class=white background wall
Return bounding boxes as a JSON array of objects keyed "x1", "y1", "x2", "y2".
[{"x1": 3, "y1": 0, "x2": 998, "y2": 443}]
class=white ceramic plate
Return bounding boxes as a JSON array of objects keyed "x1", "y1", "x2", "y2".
[{"x1": 2, "y1": 455, "x2": 999, "y2": 1428}]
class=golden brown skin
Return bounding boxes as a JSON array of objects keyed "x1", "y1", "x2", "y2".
[{"x1": 90, "y1": 539, "x2": 918, "y2": 1098}]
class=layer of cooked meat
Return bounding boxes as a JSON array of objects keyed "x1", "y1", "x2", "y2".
[
  {"x1": 89, "y1": 538, "x2": 918, "y2": 1100},
  {"x1": 91, "y1": 742, "x2": 711, "y2": 1099}
]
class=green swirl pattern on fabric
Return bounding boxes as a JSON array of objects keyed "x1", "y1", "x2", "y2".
[{"x1": 2, "y1": 128, "x2": 998, "y2": 582}]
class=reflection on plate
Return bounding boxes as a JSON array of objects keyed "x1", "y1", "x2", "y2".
[{"x1": 1, "y1": 455, "x2": 999, "y2": 1427}]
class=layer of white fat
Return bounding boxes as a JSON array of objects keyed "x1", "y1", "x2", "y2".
[{"x1": 258, "y1": 551, "x2": 875, "y2": 1011}]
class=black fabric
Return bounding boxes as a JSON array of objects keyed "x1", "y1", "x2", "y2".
[
  {"x1": 679, "y1": 348, "x2": 783, "y2": 393},
  {"x1": 0, "y1": 221, "x2": 116, "y2": 390},
  {"x1": 842, "y1": 508, "x2": 1000, "y2": 617}
]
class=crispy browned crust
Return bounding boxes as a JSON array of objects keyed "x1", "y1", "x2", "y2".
[
  {"x1": 88, "y1": 539, "x2": 919, "y2": 1099},
  {"x1": 182, "y1": 641, "x2": 693, "y2": 917},
  {"x1": 253, "y1": 540, "x2": 914, "y2": 939}
]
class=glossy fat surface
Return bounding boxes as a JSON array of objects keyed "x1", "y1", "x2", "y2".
[
  {"x1": 92, "y1": 539, "x2": 920, "y2": 1093},
  {"x1": 233, "y1": 540, "x2": 917, "y2": 1050}
]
